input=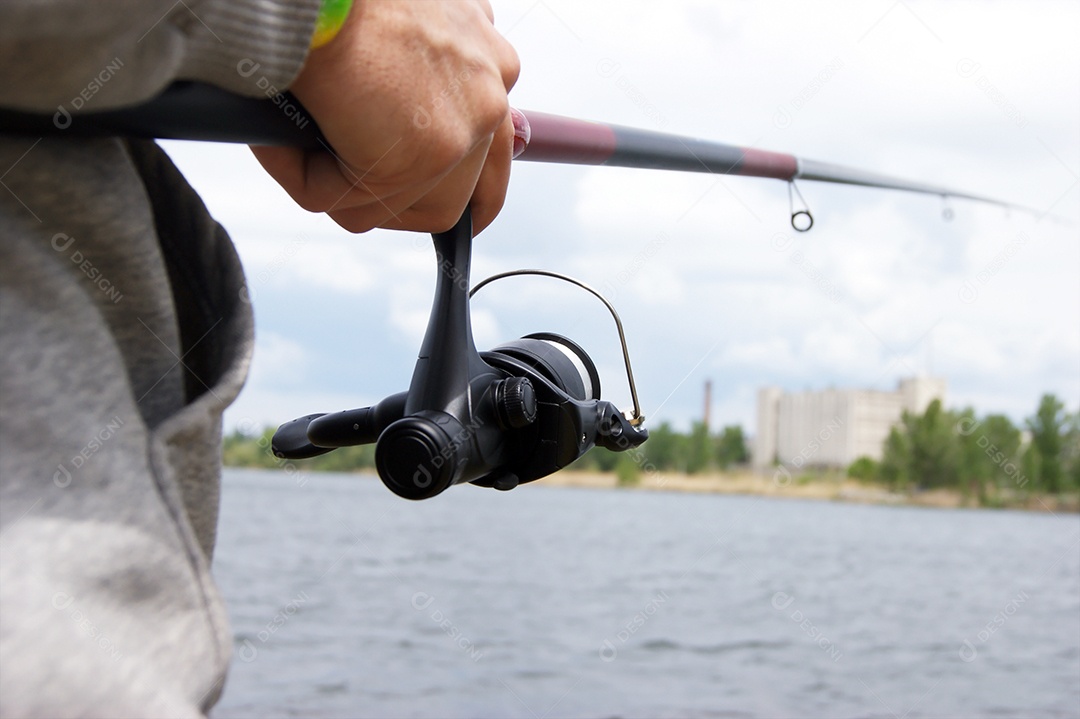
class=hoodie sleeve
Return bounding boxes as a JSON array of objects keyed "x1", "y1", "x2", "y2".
[{"x1": 0, "y1": 0, "x2": 320, "y2": 112}]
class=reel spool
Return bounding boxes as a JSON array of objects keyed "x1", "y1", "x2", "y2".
[{"x1": 272, "y1": 209, "x2": 648, "y2": 500}]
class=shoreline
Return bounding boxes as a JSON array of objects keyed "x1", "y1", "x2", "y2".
[
  {"x1": 222, "y1": 464, "x2": 1079, "y2": 513},
  {"x1": 540, "y1": 469, "x2": 1080, "y2": 513}
]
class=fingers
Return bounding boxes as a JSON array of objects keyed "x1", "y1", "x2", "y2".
[
  {"x1": 254, "y1": 106, "x2": 514, "y2": 236},
  {"x1": 253, "y1": 131, "x2": 492, "y2": 235},
  {"x1": 469, "y1": 111, "x2": 515, "y2": 234},
  {"x1": 331, "y1": 134, "x2": 495, "y2": 233}
]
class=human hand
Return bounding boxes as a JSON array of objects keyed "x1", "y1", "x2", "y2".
[{"x1": 251, "y1": 0, "x2": 521, "y2": 235}]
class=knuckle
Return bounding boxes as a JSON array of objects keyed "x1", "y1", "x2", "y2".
[
  {"x1": 424, "y1": 138, "x2": 471, "y2": 177},
  {"x1": 477, "y1": 90, "x2": 509, "y2": 133},
  {"x1": 502, "y1": 46, "x2": 521, "y2": 89}
]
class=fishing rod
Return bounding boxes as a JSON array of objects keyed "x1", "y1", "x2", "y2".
[
  {"x1": 517, "y1": 111, "x2": 1046, "y2": 230},
  {"x1": 0, "y1": 82, "x2": 1036, "y2": 499},
  {"x1": 0, "y1": 82, "x2": 1039, "y2": 229}
]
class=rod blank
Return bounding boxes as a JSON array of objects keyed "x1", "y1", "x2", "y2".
[{"x1": 0, "y1": 82, "x2": 1035, "y2": 214}]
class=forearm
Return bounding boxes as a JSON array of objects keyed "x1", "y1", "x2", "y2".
[{"x1": 0, "y1": 0, "x2": 319, "y2": 112}]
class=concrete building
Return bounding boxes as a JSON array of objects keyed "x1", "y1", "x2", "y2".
[{"x1": 753, "y1": 377, "x2": 946, "y2": 470}]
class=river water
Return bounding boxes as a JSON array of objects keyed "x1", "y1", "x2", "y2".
[{"x1": 211, "y1": 468, "x2": 1079, "y2": 718}]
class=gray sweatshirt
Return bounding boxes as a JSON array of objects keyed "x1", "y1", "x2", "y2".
[{"x1": 0, "y1": 2, "x2": 318, "y2": 715}]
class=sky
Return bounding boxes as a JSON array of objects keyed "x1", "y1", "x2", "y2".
[{"x1": 162, "y1": 0, "x2": 1080, "y2": 439}]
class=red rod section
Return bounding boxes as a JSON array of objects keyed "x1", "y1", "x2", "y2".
[
  {"x1": 517, "y1": 110, "x2": 797, "y2": 180},
  {"x1": 513, "y1": 110, "x2": 1018, "y2": 210},
  {"x1": 738, "y1": 147, "x2": 799, "y2": 181},
  {"x1": 517, "y1": 111, "x2": 618, "y2": 165}
]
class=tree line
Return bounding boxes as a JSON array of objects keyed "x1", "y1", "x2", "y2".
[
  {"x1": 848, "y1": 394, "x2": 1079, "y2": 499},
  {"x1": 224, "y1": 429, "x2": 377, "y2": 473},
  {"x1": 571, "y1": 422, "x2": 748, "y2": 483},
  {"x1": 222, "y1": 393, "x2": 1079, "y2": 497},
  {"x1": 221, "y1": 421, "x2": 751, "y2": 480}
]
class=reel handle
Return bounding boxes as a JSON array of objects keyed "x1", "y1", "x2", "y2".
[
  {"x1": 272, "y1": 413, "x2": 334, "y2": 459},
  {"x1": 307, "y1": 392, "x2": 407, "y2": 448},
  {"x1": 271, "y1": 392, "x2": 408, "y2": 459}
]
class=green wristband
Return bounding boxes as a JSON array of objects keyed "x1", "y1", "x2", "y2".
[{"x1": 311, "y1": 0, "x2": 353, "y2": 49}]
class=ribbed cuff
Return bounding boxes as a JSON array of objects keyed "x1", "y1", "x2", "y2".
[{"x1": 177, "y1": 0, "x2": 321, "y2": 98}]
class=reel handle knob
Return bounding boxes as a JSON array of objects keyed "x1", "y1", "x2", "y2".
[
  {"x1": 375, "y1": 412, "x2": 470, "y2": 500},
  {"x1": 495, "y1": 376, "x2": 537, "y2": 429},
  {"x1": 271, "y1": 413, "x2": 335, "y2": 459}
]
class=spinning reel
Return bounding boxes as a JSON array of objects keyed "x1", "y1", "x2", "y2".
[{"x1": 272, "y1": 209, "x2": 649, "y2": 500}]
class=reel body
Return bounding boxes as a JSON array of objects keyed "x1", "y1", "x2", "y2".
[{"x1": 272, "y1": 210, "x2": 647, "y2": 499}]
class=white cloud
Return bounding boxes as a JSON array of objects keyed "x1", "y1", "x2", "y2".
[{"x1": 247, "y1": 331, "x2": 309, "y2": 386}]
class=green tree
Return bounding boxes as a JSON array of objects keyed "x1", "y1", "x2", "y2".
[
  {"x1": 715, "y1": 425, "x2": 749, "y2": 469},
  {"x1": 847, "y1": 455, "x2": 879, "y2": 482},
  {"x1": 1063, "y1": 412, "x2": 1080, "y2": 491},
  {"x1": 614, "y1": 455, "x2": 642, "y2": 486},
  {"x1": 309, "y1": 443, "x2": 376, "y2": 472},
  {"x1": 957, "y1": 411, "x2": 1020, "y2": 501},
  {"x1": 879, "y1": 400, "x2": 961, "y2": 490},
  {"x1": 908, "y1": 400, "x2": 962, "y2": 488},
  {"x1": 1021, "y1": 443, "x2": 1040, "y2": 493},
  {"x1": 685, "y1": 421, "x2": 712, "y2": 474},
  {"x1": 223, "y1": 428, "x2": 280, "y2": 468},
  {"x1": 222, "y1": 426, "x2": 382, "y2": 473},
  {"x1": 1028, "y1": 394, "x2": 1066, "y2": 492},
  {"x1": 642, "y1": 422, "x2": 684, "y2": 471},
  {"x1": 880, "y1": 424, "x2": 911, "y2": 490},
  {"x1": 571, "y1": 445, "x2": 618, "y2": 472}
]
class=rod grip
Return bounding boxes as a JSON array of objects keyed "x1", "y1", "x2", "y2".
[{"x1": 0, "y1": 82, "x2": 323, "y2": 149}]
